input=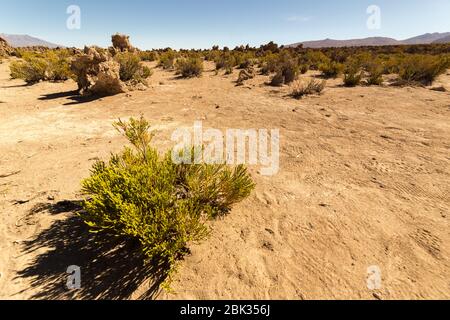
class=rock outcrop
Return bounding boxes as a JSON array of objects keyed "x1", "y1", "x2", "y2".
[
  {"x1": 0, "y1": 36, "x2": 13, "y2": 56},
  {"x1": 111, "y1": 33, "x2": 135, "y2": 52},
  {"x1": 71, "y1": 46, "x2": 127, "y2": 96}
]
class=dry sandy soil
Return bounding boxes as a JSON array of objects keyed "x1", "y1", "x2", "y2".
[{"x1": 0, "y1": 60, "x2": 449, "y2": 300}]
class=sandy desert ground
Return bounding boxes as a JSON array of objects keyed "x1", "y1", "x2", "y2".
[{"x1": 0, "y1": 59, "x2": 449, "y2": 300}]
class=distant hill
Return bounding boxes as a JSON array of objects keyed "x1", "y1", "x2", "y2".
[
  {"x1": 432, "y1": 35, "x2": 450, "y2": 44},
  {"x1": 289, "y1": 32, "x2": 450, "y2": 48},
  {"x1": 0, "y1": 34, "x2": 61, "y2": 48},
  {"x1": 403, "y1": 32, "x2": 450, "y2": 45},
  {"x1": 294, "y1": 37, "x2": 399, "y2": 49}
]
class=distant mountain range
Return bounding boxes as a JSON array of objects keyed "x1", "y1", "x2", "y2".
[
  {"x1": 289, "y1": 32, "x2": 450, "y2": 48},
  {"x1": 0, "y1": 34, "x2": 61, "y2": 48},
  {"x1": 1, "y1": 32, "x2": 450, "y2": 50}
]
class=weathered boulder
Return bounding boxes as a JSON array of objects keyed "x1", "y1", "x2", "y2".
[
  {"x1": 236, "y1": 66, "x2": 256, "y2": 86},
  {"x1": 111, "y1": 33, "x2": 135, "y2": 52},
  {"x1": 71, "y1": 46, "x2": 127, "y2": 95}
]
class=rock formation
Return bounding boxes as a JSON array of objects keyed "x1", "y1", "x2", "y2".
[
  {"x1": 71, "y1": 46, "x2": 127, "y2": 95},
  {"x1": 0, "y1": 36, "x2": 13, "y2": 56},
  {"x1": 111, "y1": 33, "x2": 135, "y2": 52},
  {"x1": 236, "y1": 66, "x2": 256, "y2": 86}
]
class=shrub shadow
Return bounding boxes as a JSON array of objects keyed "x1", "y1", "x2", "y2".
[{"x1": 16, "y1": 201, "x2": 168, "y2": 300}]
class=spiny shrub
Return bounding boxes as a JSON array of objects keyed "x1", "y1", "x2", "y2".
[
  {"x1": 81, "y1": 116, "x2": 255, "y2": 284},
  {"x1": 159, "y1": 50, "x2": 177, "y2": 69},
  {"x1": 215, "y1": 53, "x2": 237, "y2": 72},
  {"x1": 175, "y1": 57, "x2": 204, "y2": 78},
  {"x1": 366, "y1": 59, "x2": 384, "y2": 85},
  {"x1": 10, "y1": 50, "x2": 72, "y2": 84},
  {"x1": 140, "y1": 50, "x2": 159, "y2": 62},
  {"x1": 260, "y1": 54, "x2": 278, "y2": 75},
  {"x1": 10, "y1": 57, "x2": 48, "y2": 84},
  {"x1": 270, "y1": 71, "x2": 285, "y2": 86},
  {"x1": 398, "y1": 54, "x2": 449, "y2": 85},
  {"x1": 115, "y1": 52, "x2": 141, "y2": 81},
  {"x1": 269, "y1": 61, "x2": 299, "y2": 86},
  {"x1": 319, "y1": 60, "x2": 344, "y2": 79},
  {"x1": 281, "y1": 59, "x2": 299, "y2": 84},
  {"x1": 115, "y1": 52, "x2": 152, "y2": 83},
  {"x1": 45, "y1": 50, "x2": 73, "y2": 81},
  {"x1": 302, "y1": 51, "x2": 330, "y2": 70},
  {"x1": 299, "y1": 64, "x2": 309, "y2": 74},
  {"x1": 343, "y1": 60, "x2": 362, "y2": 87},
  {"x1": 290, "y1": 79, "x2": 326, "y2": 99}
]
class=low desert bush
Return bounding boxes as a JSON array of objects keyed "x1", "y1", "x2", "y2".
[
  {"x1": 398, "y1": 54, "x2": 449, "y2": 85},
  {"x1": 215, "y1": 52, "x2": 239, "y2": 72},
  {"x1": 269, "y1": 58, "x2": 299, "y2": 86},
  {"x1": 270, "y1": 71, "x2": 285, "y2": 86},
  {"x1": 175, "y1": 57, "x2": 204, "y2": 78},
  {"x1": 81, "y1": 116, "x2": 254, "y2": 284},
  {"x1": 343, "y1": 59, "x2": 362, "y2": 87},
  {"x1": 115, "y1": 52, "x2": 152, "y2": 83},
  {"x1": 302, "y1": 51, "x2": 330, "y2": 70},
  {"x1": 319, "y1": 60, "x2": 344, "y2": 78},
  {"x1": 159, "y1": 50, "x2": 177, "y2": 69},
  {"x1": 10, "y1": 50, "x2": 72, "y2": 84},
  {"x1": 290, "y1": 79, "x2": 326, "y2": 99},
  {"x1": 45, "y1": 51, "x2": 73, "y2": 81},
  {"x1": 140, "y1": 50, "x2": 159, "y2": 62},
  {"x1": 365, "y1": 59, "x2": 384, "y2": 85},
  {"x1": 10, "y1": 58, "x2": 47, "y2": 84}
]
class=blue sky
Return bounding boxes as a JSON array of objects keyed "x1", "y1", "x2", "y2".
[{"x1": 1, "y1": 0, "x2": 449, "y2": 49}]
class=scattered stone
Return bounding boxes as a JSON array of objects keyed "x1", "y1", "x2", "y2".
[
  {"x1": 373, "y1": 292, "x2": 382, "y2": 300},
  {"x1": 262, "y1": 241, "x2": 274, "y2": 251}
]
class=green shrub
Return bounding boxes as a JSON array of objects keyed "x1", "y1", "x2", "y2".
[
  {"x1": 175, "y1": 57, "x2": 204, "y2": 78},
  {"x1": 115, "y1": 52, "x2": 151, "y2": 83},
  {"x1": 398, "y1": 54, "x2": 449, "y2": 85},
  {"x1": 290, "y1": 79, "x2": 326, "y2": 99},
  {"x1": 45, "y1": 50, "x2": 72, "y2": 81},
  {"x1": 281, "y1": 60, "x2": 299, "y2": 84},
  {"x1": 81, "y1": 116, "x2": 254, "y2": 284},
  {"x1": 366, "y1": 59, "x2": 384, "y2": 85},
  {"x1": 140, "y1": 51, "x2": 159, "y2": 62},
  {"x1": 159, "y1": 50, "x2": 177, "y2": 69},
  {"x1": 10, "y1": 57, "x2": 48, "y2": 84},
  {"x1": 270, "y1": 71, "x2": 285, "y2": 86},
  {"x1": 302, "y1": 51, "x2": 329, "y2": 70},
  {"x1": 299, "y1": 64, "x2": 309, "y2": 74},
  {"x1": 343, "y1": 60, "x2": 362, "y2": 87},
  {"x1": 215, "y1": 53, "x2": 237, "y2": 71},
  {"x1": 10, "y1": 50, "x2": 73, "y2": 84},
  {"x1": 260, "y1": 53, "x2": 279, "y2": 75},
  {"x1": 115, "y1": 52, "x2": 141, "y2": 81},
  {"x1": 319, "y1": 61, "x2": 344, "y2": 79}
]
